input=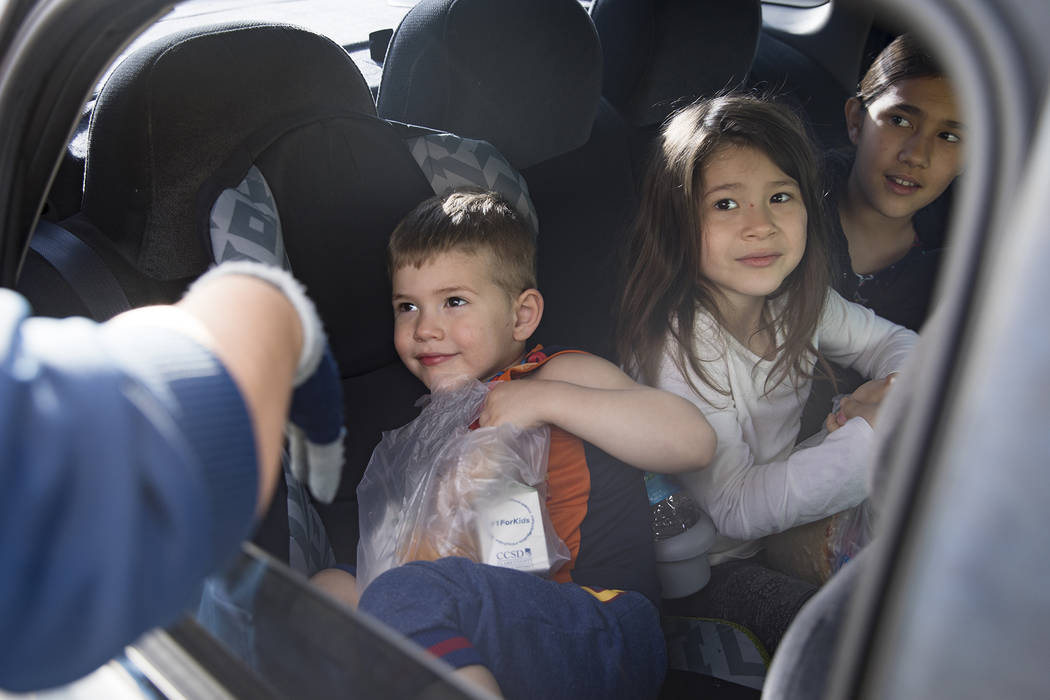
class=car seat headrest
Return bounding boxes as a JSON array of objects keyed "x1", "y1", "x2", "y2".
[
  {"x1": 82, "y1": 22, "x2": 376, "y2": 281},
  {"x1": 377, "y1": 0, "x2": 602, "y2": 170},
  {"x1": 591, "y1": 0, "x2": 761, "y2": 127},
  {"x1": 401, "y1": 129, "x2": 539, "y2": 236}
]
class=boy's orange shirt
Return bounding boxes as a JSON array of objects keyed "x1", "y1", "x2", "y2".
[{"x1": 487, "y1": 345, "x2": 598, "y2": 583}]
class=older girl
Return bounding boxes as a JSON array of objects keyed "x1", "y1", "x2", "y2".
[{"x1": 830, "y1": 33, "x2": 964, "y2": 330}]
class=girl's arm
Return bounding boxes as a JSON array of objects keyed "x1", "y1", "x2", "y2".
[
  {"x1": 658, "y1": 346, "x2": 870, "y2": 541},
  {"x1": 688, "y1": 405, "x2": 871, "y2": 540},
  {"x1": 478, "y1": 352, "x2": 715, "y2": 473},
  {"x1": 819, "y1": 290, "x2": 918, "y2": 379}
]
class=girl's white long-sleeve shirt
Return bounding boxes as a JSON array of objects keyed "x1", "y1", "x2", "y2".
[{"x1": 656, "y1": 290, "x2": 917, "y2": 564}]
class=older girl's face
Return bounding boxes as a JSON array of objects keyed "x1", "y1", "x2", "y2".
[{"x1": 845, "y1": 76, "x2": 963, "y2": 222}]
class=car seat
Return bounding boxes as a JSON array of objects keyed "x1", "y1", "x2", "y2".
[
  {"x1": 590, "y1": 0, "x2": 761, "y2": 172},
  {"x1": 16, "y1": 21, "x2": 537, "y2": 570},
  {"x1": 18, "y1": 22, "x2": 377, "y2": 321},
  {"x1": 16, "y1": 21, "x2": 379, "y2": 571},
  {"x1": 377, "y1": 0, "x2": 637, "y2": 363}
]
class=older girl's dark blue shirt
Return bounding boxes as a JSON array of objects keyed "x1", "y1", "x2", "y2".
[{"x1": 824, "y1": 150, "x2": 953, "y2": 331}]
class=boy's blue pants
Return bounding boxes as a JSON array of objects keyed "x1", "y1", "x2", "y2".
[{"x1": 358, "y1": 557, "x2": 666, "y2": 700}]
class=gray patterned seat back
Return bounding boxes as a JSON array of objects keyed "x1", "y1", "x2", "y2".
[
  {"x1": 210, "y1": 165, "x2": 335, "y2": 576},
  {"x1": 398, "y1": 128, "x2": 538, "y2": 235},
  {"x1": 210, "y1": 166, "x2": 290, "y2": 268}
]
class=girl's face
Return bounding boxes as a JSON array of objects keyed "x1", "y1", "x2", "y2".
[
  {"x1": 698, "y1": 144, "x2": 808, "y2": 316},
  {"x1": 846, "y1": 76, "x2": 963, "y2": 221}
]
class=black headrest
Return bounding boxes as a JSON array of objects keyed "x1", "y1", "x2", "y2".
[
  {"x1": 83, "y1": 22, "x2": 376, "y2": 280},
  {"x1": 377, "y1": 0, "x2": 602, "y2": 169},
  {"x1": 591, "y1": 0, "x2": 761, "y2": 127}
]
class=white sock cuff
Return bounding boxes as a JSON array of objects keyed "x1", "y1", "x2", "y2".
[{"x1": 190, "y1": 261, "x2": 324, "y2": 386}]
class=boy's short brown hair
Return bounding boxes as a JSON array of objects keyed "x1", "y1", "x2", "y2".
[{"x1": 388, "y1": 187, "x2": 537, "y2": 296}]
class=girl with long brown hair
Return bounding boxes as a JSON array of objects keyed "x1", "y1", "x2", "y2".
[
  {"x1": 829, "y1": 33, "x2": 964, "y2": 331},
  {"x1": 618, "y1": 94, "x2": 917, "y2": 652}
]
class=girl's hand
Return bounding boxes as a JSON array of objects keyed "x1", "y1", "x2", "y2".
[
  {"x1": 825, "y1": 373, "x2": 898, "y2": 433},
  {"x1": 478, "y1": 380, "x2": 555, "y2": 429}
]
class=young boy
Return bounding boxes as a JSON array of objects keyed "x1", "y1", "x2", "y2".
[{"x1": 313, "y1": 188, "x2": 715, "y2": 698}]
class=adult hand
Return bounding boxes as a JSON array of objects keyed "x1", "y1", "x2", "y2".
[{"x1": 190, "y1": 261, "x2": 345, "y2": 503}]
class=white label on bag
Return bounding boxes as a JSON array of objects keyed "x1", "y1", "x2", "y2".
[{"x1": 476, "y1": 482, "x2": 551, "y2": 575}]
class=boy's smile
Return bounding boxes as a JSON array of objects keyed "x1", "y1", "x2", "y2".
[
  {"x1": 417, "y1": 353, "x2": 456, "y2": 367},
  {"x1": 391, "y1": 249, "x2": 533, "y2": 390}
]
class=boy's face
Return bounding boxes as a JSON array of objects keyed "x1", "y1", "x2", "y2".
[{"x1": 392, "y1": 249, "x2": 526, "y2": 390}]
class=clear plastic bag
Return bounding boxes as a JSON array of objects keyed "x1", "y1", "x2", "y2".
[
  {"x1": 355, "y1": 380, "x2": 570, "y2": 592},
  {"x1": 827, "y1": 500, "x2": 872, "y2": 571},
  {"x1": 765, "y1": 394, "x2": 875, "y2": 584}
]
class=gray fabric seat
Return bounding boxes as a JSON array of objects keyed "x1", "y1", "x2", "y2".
[
  {"x1": 749, "y1": 33, "x2": 853, "y2": 151},
  {"x1": 590, "y1": 0, "x2": 762, "y2": 173}
]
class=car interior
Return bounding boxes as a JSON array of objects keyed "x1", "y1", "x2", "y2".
[{"x1": 6, "y1": 0, "x2": 1045, "y2": 697}]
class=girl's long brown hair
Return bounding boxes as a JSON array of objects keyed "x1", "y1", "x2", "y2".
[{"x1": 617, "y1": 94, "x2": 832, "y2": 397}]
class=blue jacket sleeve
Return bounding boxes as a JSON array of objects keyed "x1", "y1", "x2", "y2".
[{"x1": 0, "y1": 290, "x2": 259, "y2": 692}]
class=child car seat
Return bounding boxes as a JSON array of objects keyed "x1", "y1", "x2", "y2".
[
  {"x1": 17, "y1": 21, "x2": 536, "y2": 569},
  {"x1": 18, "y1": 22, "x2": 377, "y2": 321},
  {"x1": 17, "y1": 21, "x2": 379, "y2": 570}
]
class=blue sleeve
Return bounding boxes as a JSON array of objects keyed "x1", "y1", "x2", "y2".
[{"x1": 0, "y1": 290, "x2": 259, "y2": 692}]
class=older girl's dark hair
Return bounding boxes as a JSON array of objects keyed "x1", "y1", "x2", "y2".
[
  {"x1": 857, "y1": 33, "x2": 943, "y2": 107},
  {"x1": 617, "y1": 94, "x2": 831, "y2": 396}
]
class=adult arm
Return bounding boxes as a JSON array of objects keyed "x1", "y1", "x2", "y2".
[
  {"x1": 0, "y1": 273, "x2": 301, "y2": 692},
  {"x1": 479, "y1": 352, "x2": 715, "y2": 473},
  {"x1": 122, "y1": 273, "x2": 302, "y2": 508}
]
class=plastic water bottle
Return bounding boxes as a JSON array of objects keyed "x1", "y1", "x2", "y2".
[
  {"x1": 644, "y1": 472, "x2": 717, "y2": 598},
  {"x1": 644, "y1": 472, "x2": 702, "y2": 541}
]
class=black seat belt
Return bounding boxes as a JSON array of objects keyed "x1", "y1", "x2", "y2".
[{"x1": 28, "y1": 219, "x2": 131, "y2": 321}]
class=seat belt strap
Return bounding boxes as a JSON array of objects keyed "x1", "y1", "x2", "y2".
[{"x1": 29, "y1": 220, "x2": 131, "y2": 320}]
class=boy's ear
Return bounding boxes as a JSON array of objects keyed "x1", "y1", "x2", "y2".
[
  {"x1": 512, "y1": 289, "x2": 543, "y2": 342},
  {"x1": 845, "y1": 97, "x2": 864, "y2": 145}
]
